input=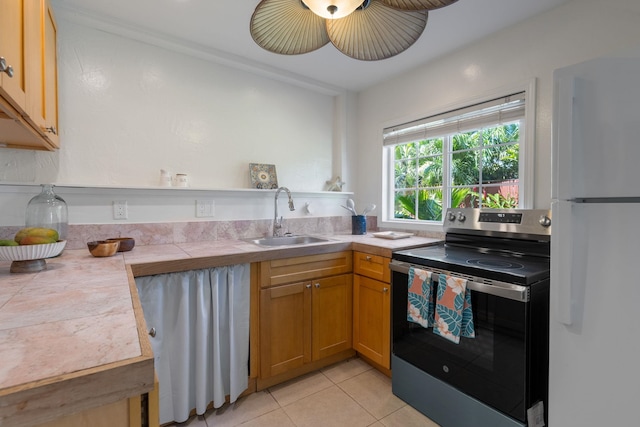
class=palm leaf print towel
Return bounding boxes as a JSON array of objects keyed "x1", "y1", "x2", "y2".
[
  {"x1": 407, "y1": 267, "x2": 434, "y2": 327},
  {"x1": 433, "y1": 273, "x2": 475, "y2": 344}
]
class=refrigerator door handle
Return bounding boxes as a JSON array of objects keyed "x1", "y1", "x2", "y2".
[
  {"x1": 552, "y1": 74, "x2": 576, "y2": 201},
  {"x1": 551, "y1": 201, "x2": 578, "y2": 325}
]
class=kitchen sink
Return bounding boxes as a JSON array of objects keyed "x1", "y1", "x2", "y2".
[{"x1": 248, "y1": 235, "x2": 331, "y2": 247}]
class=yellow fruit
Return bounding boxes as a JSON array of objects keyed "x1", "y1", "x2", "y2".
[
  {"x1": 14, "y1": 227, "x2": 59, "y2": 244},
  {"x1": 0, "y1": 239, "x2": 19, "y2": 246},
  {"x1": 18, "y1": 235, "x2": 57, "y2": 245}
]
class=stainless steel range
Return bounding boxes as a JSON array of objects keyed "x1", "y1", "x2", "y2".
[{"x1": 390, "y1": 208, "x2": 551, "y2": 427}]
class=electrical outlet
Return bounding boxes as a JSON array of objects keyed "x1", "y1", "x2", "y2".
[
  {"x1": 196, "y1": 199, "x2": 215, "y2": 218},
  {"x1": 113, "y1": 200, "x2": 128, "y2": 220}
]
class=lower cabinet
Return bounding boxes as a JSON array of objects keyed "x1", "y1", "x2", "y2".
[
  {"x1": 353, "y1": 251, "x2": 392, "y2": 370},
  {"x1": 258, "y1": 252, "x2": 354, "y2": 389},
  {"x1": 353, "y1": 275, "x2": 391, "y2": 369}
]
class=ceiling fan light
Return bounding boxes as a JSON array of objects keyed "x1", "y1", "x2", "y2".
[{"x1": 303, "y1": 0, "x2": 363, "y2": 19}]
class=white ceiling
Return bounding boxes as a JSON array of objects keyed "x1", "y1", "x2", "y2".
[{"x1": 50, "y1": 0, "x2": 571, "y2": 92}]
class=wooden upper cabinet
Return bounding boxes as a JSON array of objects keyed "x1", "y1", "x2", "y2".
[
  {"x1": 0, "y1": 0, "x2": 59, "y2": 150},
  {"x1": 25, "y1": 0, "x2": 59, "y2": 147},
  {"x1": 0, "y1": 0, "x2": 27, "y2": 109}
]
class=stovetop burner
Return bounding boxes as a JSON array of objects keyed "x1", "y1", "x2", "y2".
[{"x1": 466, "y1": 258, "x2": 524, "y2": 269}]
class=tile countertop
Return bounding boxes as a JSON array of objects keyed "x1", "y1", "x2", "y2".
[{"x1": 0, "y1": 233, "x2": 441, "y2": 427}]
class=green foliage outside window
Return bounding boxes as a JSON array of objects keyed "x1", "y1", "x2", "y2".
[{"x1": 393, "y1": 123, "x2": 520, "y2": 221}]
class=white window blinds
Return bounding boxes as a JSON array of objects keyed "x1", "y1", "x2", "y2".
[{"x1": 383, "y1": 92, "x2": 526, "y2": 146}]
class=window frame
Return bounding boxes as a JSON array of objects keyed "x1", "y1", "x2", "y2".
[{"x1": 380, "y1": 80, "x2": 536, "y2": 232}]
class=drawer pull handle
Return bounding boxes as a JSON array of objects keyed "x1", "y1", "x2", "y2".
[
  {"x1": 365, "y1": 256, "x2": 372, "y2": 261},
  {"x1": 315, "y1": 283, "x2": 320, "y2": 288},
  {"x1": 149, "y1": 327, "x2": 156, "y2": 337},
  {"x1": 306, "y1": 284, "x2": 312, "y2": 289},
  {"x1": 383, "y1": 287, "x2": 389, "y2": 292}
]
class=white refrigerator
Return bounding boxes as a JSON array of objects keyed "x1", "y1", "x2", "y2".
[{"x1": 550, "y1": 47, "x2": 640, "y2": 426}]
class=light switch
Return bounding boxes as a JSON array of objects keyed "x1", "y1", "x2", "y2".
[{"x1": 196, "y1": 199, "x2": 215, "y2": 218}]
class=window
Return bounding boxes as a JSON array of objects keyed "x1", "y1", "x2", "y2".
[{"x1": 383, "y1": 92, "x2": 528, "y2": 224}]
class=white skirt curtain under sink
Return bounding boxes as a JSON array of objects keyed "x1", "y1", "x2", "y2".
[{"x1": 135, "y1": 264, "x2": 250, "y2": 424}]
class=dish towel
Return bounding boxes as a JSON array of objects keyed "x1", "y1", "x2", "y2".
[
  {"x1": 433, "y1": 273, "x2": 475, "y2": 344},
  {"x1": 407, "y1": 267, "x2": 435, "y2": 327}
]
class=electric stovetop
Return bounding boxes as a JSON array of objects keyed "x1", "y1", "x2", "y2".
[{"x1": 393, "y1": 243, "x2": 550, "y2": 285}]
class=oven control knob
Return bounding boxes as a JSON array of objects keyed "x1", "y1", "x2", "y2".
[
  {"x1": 457, "y1": 212, "x2": 466, "y2": 222},
  {"x1": 539, "y1": 215, "x2": 551, "y2": 227},
  {"x1": 448, "y1": 212, "x2": 457, "y2": 222}
]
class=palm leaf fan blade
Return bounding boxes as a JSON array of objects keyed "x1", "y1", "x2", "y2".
[
  {"x1": 250, "y1": 0, "x2": 329, "y2": 55},
  {"x1": 367, "y1": 5, "x2": 428, "y2": 57},
  {"x1": 327, "y1": 0, "x2": 427, "y2": 61},
  {"x1": 381, "y1": 0, "x2": 458, "y2": 11}
]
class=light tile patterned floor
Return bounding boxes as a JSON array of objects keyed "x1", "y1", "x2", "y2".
[{"x1": 165, "y1": 358, "x2": 440, "y2": 427}]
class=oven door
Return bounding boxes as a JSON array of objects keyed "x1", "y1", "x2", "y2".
[{"x1": 390, "y1": 260, "x2": 549, "y2": 423}]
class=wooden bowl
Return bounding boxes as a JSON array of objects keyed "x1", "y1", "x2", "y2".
[
  {"x1": 106, "y1": 237, "x2": 135, "y2": 252},
  {"x1": 87, "y1": 240, "x2": 120, "y2": 257}
]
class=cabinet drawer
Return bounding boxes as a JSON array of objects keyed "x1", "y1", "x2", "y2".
[
  {"x1": 260, "y1": 251, "x2": 352, "y2": 288},
  {"x1": 353, "y1": 251, "x2": 390, "y2": 283}
]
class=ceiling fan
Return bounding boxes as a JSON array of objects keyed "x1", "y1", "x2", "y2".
[{"x1": 250, "y1": 0, "x2": 459, "y2": 61}]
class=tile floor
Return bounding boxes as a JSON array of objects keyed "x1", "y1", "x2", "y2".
[{"x1": 165, "y1": 357, "x2": 440, "y2": 427}]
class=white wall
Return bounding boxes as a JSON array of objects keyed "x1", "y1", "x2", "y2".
[
  {"x1": 2, "y1": 15, "x2": 343, "y2": 190},
  {"x1": 355, "y1": 0, "x2": 640, "y2": 228},
  {"x1": 0, "y1": 12, "x2": 356, "y2": 226}
]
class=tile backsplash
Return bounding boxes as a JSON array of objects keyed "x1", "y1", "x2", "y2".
[{"x1": 0, "y1": 216, "x2": 377, "y2": 250}]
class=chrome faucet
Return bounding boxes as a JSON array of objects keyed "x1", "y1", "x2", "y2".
[{"x1": 273, "y1": 187, "x2": 295, "y2": 237}]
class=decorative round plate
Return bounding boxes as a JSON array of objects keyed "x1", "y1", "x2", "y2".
[{"x1": 0, "y1": 240, "x2": 67, "y2": 261}]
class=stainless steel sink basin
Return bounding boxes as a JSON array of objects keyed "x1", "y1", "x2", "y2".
[{"x1": 249, "y1": 235, "x2": 331, "y2": 247}]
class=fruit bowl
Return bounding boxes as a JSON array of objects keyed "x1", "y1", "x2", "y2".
[{"x1": 0, "y1": 240, "x2": 67, "y2": 261}]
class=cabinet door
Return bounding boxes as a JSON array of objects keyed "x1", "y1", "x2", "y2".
[
  {"x1": 312, "y1": 274, "x2": 353, "y2": 360},
  {"x1": 353, "y1": 275, "x2": 391, "y2": 368},
  {"x1": 260, "y1": 282, "x2": 311, "y2": 378},
  {"x1": 0, "y1": 0, "x2": 26, "y2": 108},
  {"x1": 25, "y1": 0, "x2": 59, "y2": 147},
  {"x1": 43, "y1": 0, "x2": 58, "y2": 146}
]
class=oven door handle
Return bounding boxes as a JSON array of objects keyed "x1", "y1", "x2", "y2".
[{"x1": 389, "y1": 260, "x2": 529, "y2": 302}]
